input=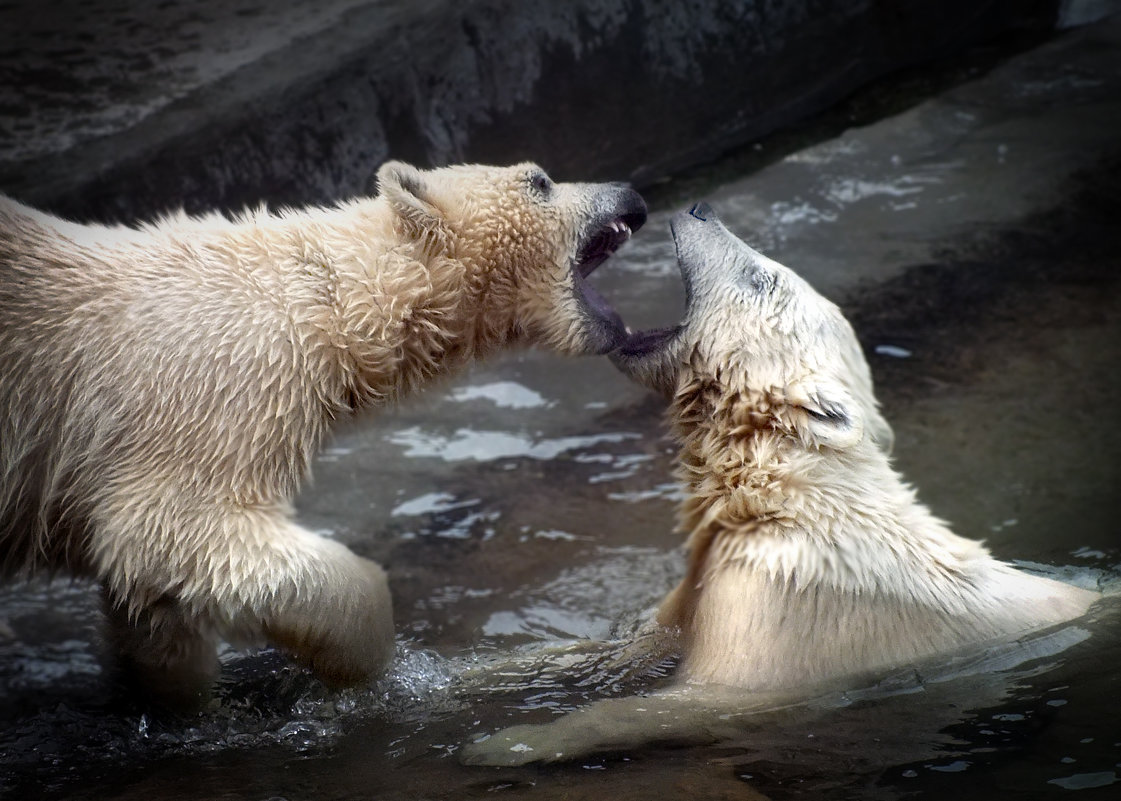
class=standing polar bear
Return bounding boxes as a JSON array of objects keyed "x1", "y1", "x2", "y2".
[
  {"x1": 463, "y1": 202, "x2": 1097, "y2": 765},
  {"x1": 0, "y1": 162, "x2": 646, "y2": 706}
]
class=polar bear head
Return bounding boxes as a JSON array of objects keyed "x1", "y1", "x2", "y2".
[
  {"x1": 611, "y1": 202, "x2": 893, "y2": 453},
  {"x1": 376, "y1": 161, "x2": 646, "y2": 356}
]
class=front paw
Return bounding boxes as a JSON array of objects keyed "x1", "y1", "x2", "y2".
[
  {"x1": 309, "y1": 561, "x2": 395, "y2": 687},
  {"x1": 267, "y1": 557, "x2": 395, "y2": 687}
]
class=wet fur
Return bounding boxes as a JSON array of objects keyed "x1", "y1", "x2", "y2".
[
  {"x1": 0, "y1": 161, "x2": 637, "y2": 705},
  {"x1": 627, "y1": 211, "x2": 1097, "y2": 690},
  {"x1": 661, "y1": 367, "x2": 1094, "y2": 689}
]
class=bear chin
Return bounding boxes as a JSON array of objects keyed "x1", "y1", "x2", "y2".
[{"x1": 572, "y1": 271, "x2": 627, "y2": 354}]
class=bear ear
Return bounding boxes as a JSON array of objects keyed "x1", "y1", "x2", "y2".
[
  {"x1": 376, "y1": 161, "x2": 445, "y2": 233},
  {"x1": 786, "y1": 378, "x2": 865, "y2": 451}
]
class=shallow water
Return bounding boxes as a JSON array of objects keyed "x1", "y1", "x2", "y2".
[{"x1": 4, "y1": 24, "x2": 1121, "y2": 801}]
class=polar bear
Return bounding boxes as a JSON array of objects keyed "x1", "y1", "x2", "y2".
[
  {"x1": 0, "y1": 161, "x2": 646, "y2": 707},
  {"x1": 462, "y1": 201, "x2": 1097, "y2": 765},
  {"x1": 612, "y1": 202, "x2": 1096, "y2": 688}
]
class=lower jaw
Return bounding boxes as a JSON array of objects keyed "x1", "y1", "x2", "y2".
[
  {"x1": 585, "y1": 322, "x2": 626, "y2": 355},
  {"x1": 545, "y1": 314, "x2": 623, "y2": 356},
  {"x1": 571, "y1": 269, "x2": 626, "y2": 352}
]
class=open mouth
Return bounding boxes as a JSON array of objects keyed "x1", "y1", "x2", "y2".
[
  {"x1": 575, "y1": 213, "x2": 644, "y2": 277},
  {"x1": 610, "y1": 215, "x2": 691, "y2": 360},
  {"x1": 616, "y1": 323, "x2": 682, "y2": 359},
  {"x1": 571, "y1": 208, "x2": 647, "y2": 352}
]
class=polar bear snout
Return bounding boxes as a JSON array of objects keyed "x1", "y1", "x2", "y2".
[
  {"x1": 687, "y1": 201, "x2": 713, "y2": 221},
  {"x1": 574, "y1": 185, "x2": 647, "y2": 275},
  {"x1": 668, "y1": 201, "x2": 747, "y2": 291},
  {"x1": 606, "y1": 201, "x2": 736, "y2": 391},
  {"x1": 565, "y1": 184, "x2": 647, "y2": 354}
]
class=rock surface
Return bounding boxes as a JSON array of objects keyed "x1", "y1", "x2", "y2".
[{"x1": 0, "y1": 0, "x2": 1065, "y2": 220}]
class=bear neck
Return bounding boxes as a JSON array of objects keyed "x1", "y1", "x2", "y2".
[
  {"x1": 667, "y1": 376, "x2": 969, "y2": 575},
  {"x1": 659, "y1": 376, "x2": 1023, "y2": 642},
  {"x1": 670, "y1": 380, "x2": 804, "y2": 537},
  {"x1": 275, "y1": 200, "x2": 507, "y2": 410}
]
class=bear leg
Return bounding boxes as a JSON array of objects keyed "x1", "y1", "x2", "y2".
[
  {"x1": 258, "y1": 524, "x2": 396, "y2": 688},
  {"x1": 95, "y1": 507, "x2": 395, "y2": 692},
  {"x1": 102, "y1": 587, "x2": 220, "y2": 712}
]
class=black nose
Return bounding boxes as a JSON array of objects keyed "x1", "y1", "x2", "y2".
[
  {"x1": 689, "y1": 201, "x2": 714, "y2": 221},
  {"x1": 619, "y1": 187, "x2": 648, "y2": 232}
]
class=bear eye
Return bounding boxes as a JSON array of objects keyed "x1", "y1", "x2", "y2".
[
  {"x1": 751, "y1": 270, "x2": 777, "y2": 294},
  {"x1": 527, "y1": 170, "x2": 552, "y2": 199}
]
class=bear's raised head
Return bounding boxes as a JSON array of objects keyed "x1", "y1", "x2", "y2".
[
  {"x1": 611, "y1": 202, "x2": 892, "y2": 453},
  {"x1": 377, "y1": 161, "x2": 646, "y2": 356}
]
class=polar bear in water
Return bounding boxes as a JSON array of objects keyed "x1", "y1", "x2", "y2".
[{"x1": 462, "y1": 201, "x2": 1098, "y2": 765}]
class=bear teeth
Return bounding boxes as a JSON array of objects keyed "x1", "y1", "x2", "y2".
[{"x1": 576, "y1": 219, "x2": 634, "y2": 277}]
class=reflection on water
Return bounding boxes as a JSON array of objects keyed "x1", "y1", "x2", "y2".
[
  {"x1": 388, "y1": 426, "x2": 640, "y2": 463},
  {"x1": 448, "y1": 381, "x2": 555, "y2": 410},
  {"x1": 391, "y1": 491, "x2": 480, "y2": 518},
  {"x1": 476, "y1": 546, "x2": 681, "y2": 644}
]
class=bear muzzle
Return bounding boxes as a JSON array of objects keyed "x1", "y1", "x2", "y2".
[
  {"x1": 570, "y1": 185, "x2": 648, "y2": 353},
  {"x1": 574, "y1": 186, "x2": 648, "y2": 275}
]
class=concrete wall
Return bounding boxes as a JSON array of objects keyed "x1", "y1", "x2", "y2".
[{"x1": 0, "y1": 0, "x2": 1060, "y2": 220}]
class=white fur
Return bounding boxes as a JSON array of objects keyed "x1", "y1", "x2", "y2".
[
  {"x1": 641, "y1": 213, "x2": 1098, "y2": 690},
  {"x1": 0, "y1": 161, "x2": 638, "y2": 705}
]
